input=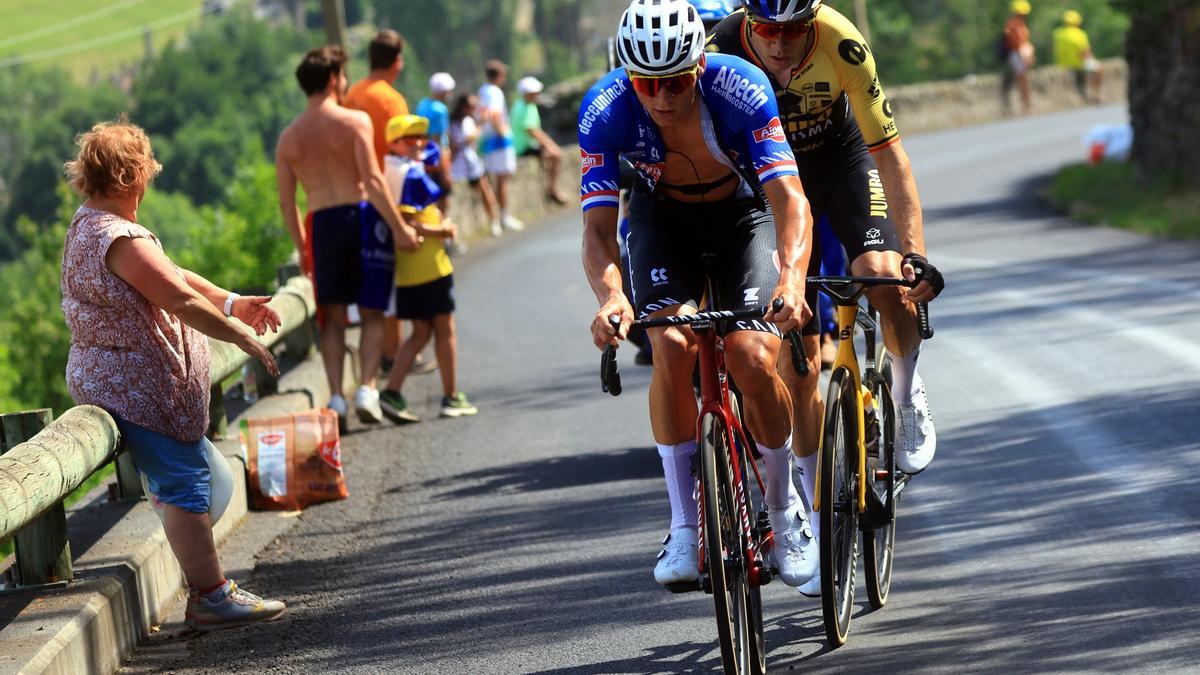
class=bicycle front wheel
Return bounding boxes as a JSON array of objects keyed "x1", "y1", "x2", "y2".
[
  {"x1": 700, "y1": 413, "x2": 761, "y2": 674},
  {"x1": 820, "y1": 368, "x2": 860, "y2": 647},
  {"x1": 863, "y1": 357, "x2": 898, "y2": 609}
]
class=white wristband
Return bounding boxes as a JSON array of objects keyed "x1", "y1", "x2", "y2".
[{"x1": 223, "y1": 293, "x2": 240, "y2": 317}]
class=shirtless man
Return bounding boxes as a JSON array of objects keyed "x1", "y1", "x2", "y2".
[
  {"x1": 276, "y1": 45, "x2": 420, "y2": 425},
  {"x1": 582, "y1": 0, "x2": 817, "y2": 589}
]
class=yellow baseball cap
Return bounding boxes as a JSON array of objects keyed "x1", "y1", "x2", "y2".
[
  {"x1": 1012, "y1": 0, "x2": 1032, "y2": 15},
  {"x1": 1062, "y1": 9, "x2": 1083, "y2": 26},
  {"x1": 385, "y1": 114, "x2": 429, "y2": 142}
]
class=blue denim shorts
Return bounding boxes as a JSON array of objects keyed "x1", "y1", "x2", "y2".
[{"x1": 116, "y1": 418, "x2": 211, "y2": 514}]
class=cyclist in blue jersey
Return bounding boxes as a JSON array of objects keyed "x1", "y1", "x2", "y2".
[{"x1": 582, "y1": 0, "x2": 819, "y2": 590}]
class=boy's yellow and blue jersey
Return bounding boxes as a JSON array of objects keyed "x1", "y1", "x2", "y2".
[{"x1": 384, "y1": 155, "x2": 453, "y2": 287}]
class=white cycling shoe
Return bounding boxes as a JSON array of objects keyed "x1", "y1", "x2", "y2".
[
  {"x1": 654, "y1": 528, "x2": 699, "y2": 585},
  {"x1": 769, "y1": 506, "x2": 818, "y2": 587},
  {"x1": 896, "y1": 375, "x2": 937, "y2": 475}
]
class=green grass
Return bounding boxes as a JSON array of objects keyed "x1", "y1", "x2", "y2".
[
  {"x1": 0, "y1": 0, "x2": 204, "y2": 82},
  {"x1": 1047, "y1": 162, "x2": 1200, "y2": 239}
]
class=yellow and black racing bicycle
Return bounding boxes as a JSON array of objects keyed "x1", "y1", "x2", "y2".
[{"x1": 808, "y1": 275, "x2": 933, "y2": 646}]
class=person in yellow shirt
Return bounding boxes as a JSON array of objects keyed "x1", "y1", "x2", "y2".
[
  {"x1": 378, "y1": 115, "x2": 478, "y2": 422},
  {"x1": 1053, "y1": 10, "x2": 1103, "y2": 103}
]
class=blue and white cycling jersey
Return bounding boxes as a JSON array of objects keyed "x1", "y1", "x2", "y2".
[{"x1": 577, "y1": 53, "x2": 799, "y2": 212}]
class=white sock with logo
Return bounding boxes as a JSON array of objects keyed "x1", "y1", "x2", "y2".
[
  {"x1": 658, "y1": 441, "x2": 699, "y2": 531},
  {"x1": 794, "y1": 451, "x2": 819, "y2": 540},
  {"x1": 887, "y1": 345, "x2": 922, "y2": 405},
  {"x1": 758, "y1": 437, "x2": 800, "y2": 512}
]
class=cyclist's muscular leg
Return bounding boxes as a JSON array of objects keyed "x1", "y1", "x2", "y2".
[
  {"x1": 851, "y1": 250, "x2": 920, "y2": 357},
  {"x1": 723, "y1": 331, "x2": 791, "y2": 448},
  {"x1": 645, "y1": 304, "x2": 700, "y2": 444},
  {"x1": 779, "y1": 332, "x2": 823, "y2": 458}
]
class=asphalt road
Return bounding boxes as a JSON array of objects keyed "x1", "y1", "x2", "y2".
[{"x1": 123, "y1": 104, "x2": 1200, "y2": 673}]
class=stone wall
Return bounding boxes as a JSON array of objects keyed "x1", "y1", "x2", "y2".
[
  {"x1": 890, "y1": 58, "x2": 1128, "y2": 135},
  {"x1": 446, "y1": 149, "x2": 583, "y2": 243}
]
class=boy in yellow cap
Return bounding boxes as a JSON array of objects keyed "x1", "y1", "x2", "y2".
[
  {"x1": 1054, "y1": 10, "x2": 1102, "y2": 102},
  {"x1": 379, "y1": 114, "x2": 478, "y2": 422}
]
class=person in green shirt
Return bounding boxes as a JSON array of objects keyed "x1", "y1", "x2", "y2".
[
  {"x1": 511, "y1": 76, "x2": 567, "y2": 205},
  {"x1": 1053, "y1": 10, "x2": 1103, "y2": 103}
]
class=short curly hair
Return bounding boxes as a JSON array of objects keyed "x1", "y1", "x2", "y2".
[{"x1": 64, "y1": 119, "x2": 162, "y2": 199}]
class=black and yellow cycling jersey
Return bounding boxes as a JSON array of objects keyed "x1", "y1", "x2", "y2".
[{"x1": 707, "y1": 6, "x2": 899, "y2": 180}]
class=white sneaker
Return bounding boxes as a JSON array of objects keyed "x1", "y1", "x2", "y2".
[
  {"x1": 489, "y1": 220, "x2": 503, "y2": 237},
  {"x1": 654, "y1": 528, "x2": 698, "y2": 585},
  {"x1": 896, "y1": 375, "x2": 936, "y2": 474},
  {"x1": 354, "y1": 385, "x2": 383, "y2": 424},
  {"x1": 502, "y1": 215, "x2": 525, "y2": 231},
  {"x1": 769, "y1": 506, "x2": 817, "y2": 587}
]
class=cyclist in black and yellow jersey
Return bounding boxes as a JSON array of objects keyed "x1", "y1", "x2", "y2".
[{"x1": 708, "y1": 0, "x2": 946, "y2": 595}]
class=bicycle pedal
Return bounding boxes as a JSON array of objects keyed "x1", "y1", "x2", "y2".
[{"x1": 664, "y1": 579, "x2": 702, "y2": 594}]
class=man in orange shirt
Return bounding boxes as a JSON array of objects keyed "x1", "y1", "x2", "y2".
[
  {"x1": 1002, "y1": 1, "x2": 1035, "y2": 115},
  {"x1": 344, "y1": 30, "x2": 417, "y2": 368},
  {"x1": 345, "y1": 30, "x2": 410, "y2": 169}
]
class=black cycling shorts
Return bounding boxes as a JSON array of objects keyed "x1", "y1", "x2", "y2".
[
  {"x1": 625, "y1": 185, "x2": 821, "y2": 337},
  {"x1": 802, "y1": 150, "x2": 901, "y2": 264}
]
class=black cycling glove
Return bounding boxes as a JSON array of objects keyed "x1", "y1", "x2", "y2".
[{"x1": 902, "y1": 253, "x2": 945, "y2": 298}]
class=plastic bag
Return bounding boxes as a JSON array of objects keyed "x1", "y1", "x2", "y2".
[{"x1": 239, "y1": 409, "x2": 347, "y2": 511}]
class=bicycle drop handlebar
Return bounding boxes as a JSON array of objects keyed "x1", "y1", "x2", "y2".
[
  {"x1": 600, "y1": 299, "x2": 808, "y2": 397},
  {"x1": 598, "y1": 277, "x2": 935, "y2": 396}
]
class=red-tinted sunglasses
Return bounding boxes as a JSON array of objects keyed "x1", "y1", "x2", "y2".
[
  {"x1": 748, "y1": 17, "x2": 814, "y2": 40},
  {"x1": 628, "y1": 64, "x2": 701, "y2": 97}
]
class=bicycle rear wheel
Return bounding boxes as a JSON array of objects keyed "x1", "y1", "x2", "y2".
[
  {"x1": 700, "y1": 413, "x2": 761, "y2": 674},
  {"x1": 820, "y1": 369, "x2": 859, "y2": 647},
  {"x1": 863, "y1": 357, "x2": 898, "y2": 609}
]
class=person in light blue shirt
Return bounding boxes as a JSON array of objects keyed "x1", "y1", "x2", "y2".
[{"x1": 415, "y1": 72, "x2": 454, "y2": 150}]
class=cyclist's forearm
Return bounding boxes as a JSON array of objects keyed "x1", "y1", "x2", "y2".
[
  {"x1": 582, "y1": 208, "x2": 624, "y2": 304},
  {"x1": 873, "y1": 143, "x2": 926, "y2": 257},
  {"x1": 764, "y1": 178, "x2": 813, "y2": 285}
]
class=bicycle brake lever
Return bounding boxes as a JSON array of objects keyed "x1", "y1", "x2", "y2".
[
  {"x1": 601, "y1": 314, "x2": 623, "y2": 396},
  {"x1": 601, "y1": 345, "x2": 622, "y2": 396},
  {"x1": 771, "y1": 298, "x2": 810, "y2": 377},
  {"x1": 917, "y1": 302, "x2": 934, "y2": 340},
  {"x1": 788, "y1": 330, "x2": 809, "y2": 377}
]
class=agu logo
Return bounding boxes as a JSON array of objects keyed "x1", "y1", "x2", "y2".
[
  {"x1": 753, "y1": 117, "x2": 786, "y2": 144},
  {"x1": 581, "y1": 150, "x2": 604, "y2": 175}
]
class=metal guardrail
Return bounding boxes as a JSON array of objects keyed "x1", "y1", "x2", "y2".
[{"x1": 0, "y1": 271, "x2": 316, "y2": 588}]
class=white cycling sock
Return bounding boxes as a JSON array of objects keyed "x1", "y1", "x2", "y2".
[
  {"x1": 887, "y1": 345, "x2": 922, "y2": 405},
  {"x1": 658, "y1": 441, "x2": 699, "y2": 531},
  {"x1": 759, "y1": 437, "x2": 800, "y2": 512},
  {"x1": 794, "y1": 452, "x2": 817, "y2": 510},
  {"x1": 501, "y1": 208, "x2": 511, "y2": 221}
]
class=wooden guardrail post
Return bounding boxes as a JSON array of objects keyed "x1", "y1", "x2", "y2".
[
  {"x1": 1, "y1": 409, "x2": 72, "y2": 586},
  {"x1": 114, "y1": 451, "x2": 143, "y2": 500}
]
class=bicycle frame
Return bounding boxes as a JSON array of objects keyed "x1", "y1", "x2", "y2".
[
  {"x1": 810, "y1": 278, "x2": 900, "y2": 516},
  {"x1": 692, "y1": 321, "x2": 772, "y2": 588}
]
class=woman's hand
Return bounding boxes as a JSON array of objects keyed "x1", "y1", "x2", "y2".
[
  {"x1": 238, "y1": 334, "x2": 280, "y2": 378},
  {"x1": 231, "y1": 296, "x2": 281, "y2": 337}
]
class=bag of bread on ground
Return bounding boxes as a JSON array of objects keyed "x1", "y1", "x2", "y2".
[{"x1": 239, "y1": 409, "x2": 348, "y2": 510}]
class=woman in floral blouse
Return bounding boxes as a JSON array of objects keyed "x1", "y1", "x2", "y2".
[{"x1": 61, "y1": 119, "x2": 285, "y2": 631}]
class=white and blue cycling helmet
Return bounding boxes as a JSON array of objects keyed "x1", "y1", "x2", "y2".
[
  {"x1": 688, "y1": 0, "x2": 737, "y2": 28},
  {"x1": 741, "y1": 0, "x2": 823, "y2": 23},
  {"x1": 617, "y1": 0, "x2": 708, "y2": 76}
]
